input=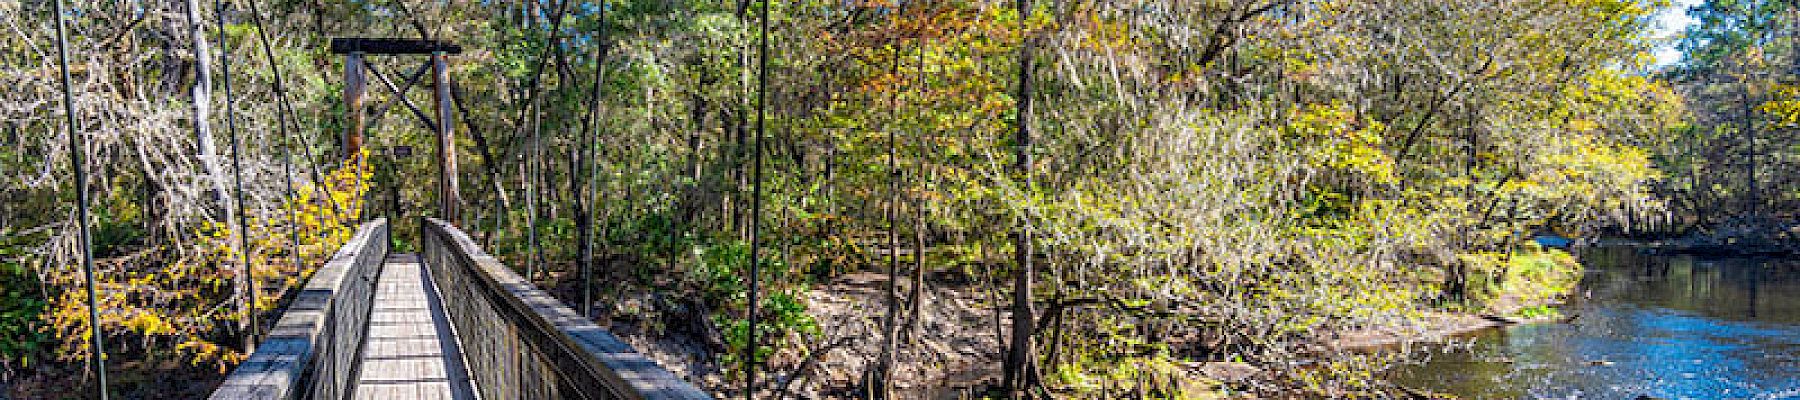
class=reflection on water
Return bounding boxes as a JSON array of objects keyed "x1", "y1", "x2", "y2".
[{"x1": 1390, "y1": 246, "x2": 1800, "y2": 398}]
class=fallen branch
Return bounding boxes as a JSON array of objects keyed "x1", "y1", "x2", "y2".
[{"x1": 776, "y1": 336, "x2": 855, "y2": 400}]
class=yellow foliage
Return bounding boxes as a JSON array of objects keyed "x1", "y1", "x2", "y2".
[
  {"x1": 1284, "y1": 103, "x2": 1397, "y2": 184},
  {"x1": 44, "y1": 155, "x2": 369, "y2": 368},
  {"x1": 122, "y1": 312, "x2": 174, "y2": 335},
  {"x1": 1760, "y1": 84, "x2": 1800, "y2": 127}
]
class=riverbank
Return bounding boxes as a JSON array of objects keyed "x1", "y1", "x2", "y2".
[
  {"x1": 1324, "y1": 247, "x2": 1581, "y2": 351},
  {"x1": 1610, "y1": 215, "x2": 1800, "y2": 257},
  {"x1": 1321, "y1": 312, "x2": 1553, "y2": 351},
  {"x1": 559, "y1": 247, "x2": 1592, "y2": 399}
]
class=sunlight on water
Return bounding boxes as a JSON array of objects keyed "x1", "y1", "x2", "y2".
[{"x1": 1390, "y1": 247, "x2": 1800, "y2": 398}]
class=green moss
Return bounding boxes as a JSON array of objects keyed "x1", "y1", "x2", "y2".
[
  {"x1": 1458, "y1": 246, "x2": 1582, "y2": 312},
  {"x1": 1514, "y1": 304, "x2": 1563, "y2": 320},
  {"x1": 1501, "y1": 248, "x2": 1582, "y2": 303},
  {"x1": 1048, "y1": 350, "x2": 1224, "y2": 399}
]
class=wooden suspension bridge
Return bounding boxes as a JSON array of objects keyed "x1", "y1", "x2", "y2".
[
  {"x1": 209, "y1": 217, "x2": 709, "y2": 400},
  {"x1": 203, "y1": 39, "x2": 711, "y2": 400}
]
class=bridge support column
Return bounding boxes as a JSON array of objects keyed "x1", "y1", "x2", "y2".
[
  {"x1": 344, "y1": 52, "x2": 366, "y2": 160},
  {"x1": 432, "y1": 51, "x2": 460, "y2": 223}
]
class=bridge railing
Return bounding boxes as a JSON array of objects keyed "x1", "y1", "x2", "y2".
[
  {"x1": 210, "y1": 218, "x2": 390, "y2": 400},
  {"x1": 420, "y1": 217, "x2": 711, "y2": 400}
]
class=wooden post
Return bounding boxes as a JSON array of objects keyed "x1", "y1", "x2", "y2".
[
  {"x1": 345, "y1": 52, "x2": 367, "y2": 159},
  {"x1": 433, "y1": 52, "x2": 461, "y2": 223},
  {"x1": 329, "y1": 38, "x2": 463, "y2": 220}
]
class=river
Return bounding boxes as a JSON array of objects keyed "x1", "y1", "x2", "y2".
[{"x1": 1389, "y1": 246, "x2": 1800, "y2": 398}]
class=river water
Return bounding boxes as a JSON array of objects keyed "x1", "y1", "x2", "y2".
[{"x1": 1389, "y1": 246, "x2": 1800, "y2": 398}]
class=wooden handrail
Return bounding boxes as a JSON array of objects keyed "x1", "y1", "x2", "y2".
[
  {"x1": 420, "y1": 217, "x2": 711, "y2": 400},
  {"x1": 210, "y1": 218, "x2": 390, "y2": 400}
]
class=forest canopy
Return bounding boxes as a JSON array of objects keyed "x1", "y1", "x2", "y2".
[{"x1": 0, "y1": 0, "x2": 1720, "y2": 397}]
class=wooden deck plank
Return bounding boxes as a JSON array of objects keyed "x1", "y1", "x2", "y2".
[{"x1": 351, "y1": 254, "x2": 476, "y2": 400}]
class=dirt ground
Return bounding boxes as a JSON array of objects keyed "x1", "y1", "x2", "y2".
[
  {"x1": 1319, "y1": 299, "x2": 1568, "y2": 351},
  {"x1": 589, "y1": 268, "x2": 1008, "y2": 399},
  {"x1": 797, "y1": 270, "x2": 1006, "y2": 398}
]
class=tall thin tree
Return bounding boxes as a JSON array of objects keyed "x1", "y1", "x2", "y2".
[
  {"x1": 1003, "y1": 0, "x2": 1038, "y2": 396},
  {"x1": 579, "y1": 0, "x2": 612, "y2": 318},
  {"x1": 185, "y1": 0, "x2": 249, "y2": 351},
  {"x1": 907, "y1": 43, "x2": 929, "y2": 342},
  {"x1": 746, "y1": 0, "x2": 772, "y2": 396},
  {"x1": 876, "y1": 43, "x2": 904, "y2": 400}
]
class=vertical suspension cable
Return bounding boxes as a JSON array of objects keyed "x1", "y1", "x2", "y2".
[
  {"x1": 215, "y1": 0, "x2": 257, "y2": 349},
  {"x1": 521, "y1": 0, "x2": 570, "y2": 282},
  {"x1": 527, "y1": 94, "x2": 541, "y2": 281},
  {"x1": 501, "y1": 0, "x2": 571, "y2": 278},
  {"x1": 242, "y1": 0, "x2": 345, "y2": 226},
  {"x1": 49, "y1": 0, "x2": 110, "y2": 397},
  {"x1": 746, "y1": 0, "x2": 771, "y2": 396},
  {"x1": 244, "y1": 0, "x2": 304, "y2": 281},
  {"x1": 581, "y1": 0, "x2": 609, "y2": 322}
]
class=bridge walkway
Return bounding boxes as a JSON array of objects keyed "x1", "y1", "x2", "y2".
[
  {"x1": 209, "y1": 218, "x2": 712, "y2": 400},
  {"x1": 352, "y1": 254, "x2": 475, "y2": 399}
]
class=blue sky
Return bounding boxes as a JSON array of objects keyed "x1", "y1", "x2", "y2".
[{"x1": 1651, "y1": 0, "x2": 1703, "y2": 67}]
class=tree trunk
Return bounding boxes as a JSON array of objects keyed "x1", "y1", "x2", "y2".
[
  {"x1": 186, "y1": 0, "x2": 225, "y2": 223},
  {"x1": 1004, "y1": 0, "x2": 1038, "y2": 396},
  {"x1": 906, "y1": 36, "x2": 930, "y2": 343},
  {"x1": 683, "y1": 82, "x2": 706, "y2": 227},
  {"x1": 877, "y1": 123, "x2": 901, "y2": 399},
  {"x1": 908, "y1": 198, "x2": 926, "y2": 340},
  {"x1": 186, "y1": 0, "x2": 243, "y2": 347},
  {"x1": 732, "y1": 0, "x2": 753, "y2": 242},
  {"x1": 1742, "y1": 83, "x2": 1759, "y2": 214}
]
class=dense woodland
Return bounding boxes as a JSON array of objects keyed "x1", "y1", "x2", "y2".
[
  {"x1": 1, "y1": 0, "x2": 1789, "y2": 398},
  {"x1": 1662, "y1": 0, "x2": 1800, "y2": 230}
]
